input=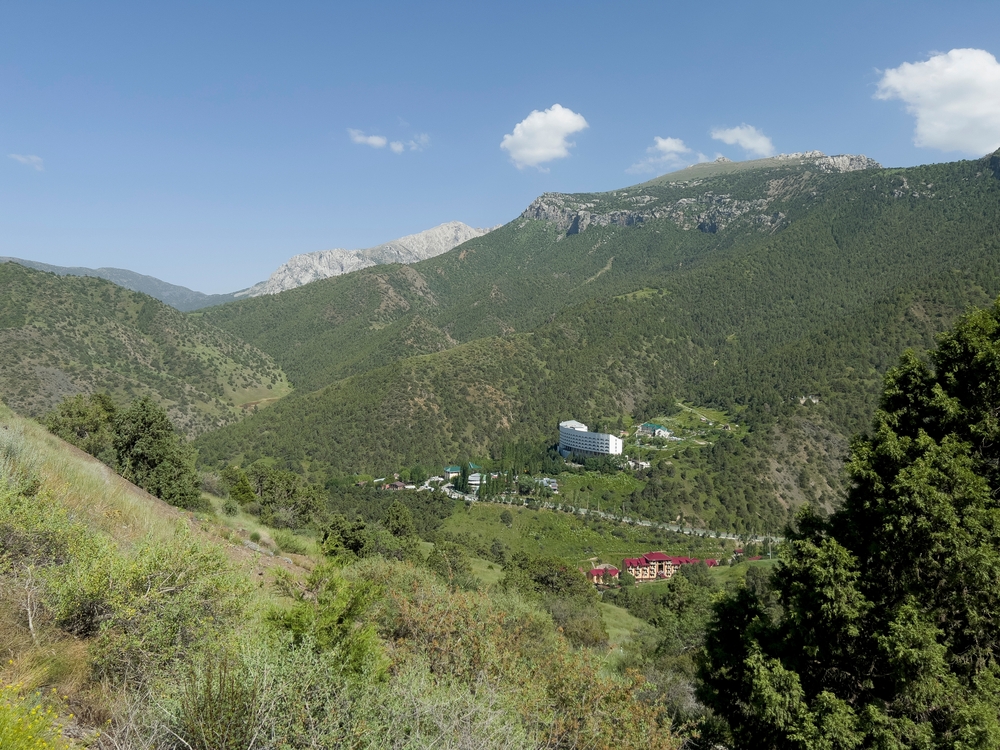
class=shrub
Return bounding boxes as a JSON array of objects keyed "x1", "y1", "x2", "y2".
[
  {"x1": 174, "y1": 654, "x2": 270, "y2": 750},
  {"x1": 44, "y1": 529, "x2": 250, "y2": 684},
  {"x1": 273, "y1": 529, "x2": 308, "y2": 555},
  {"x1": 0, "y1": 685, "x2": 71, "y2": 750},
  {"x1": 222, "y1": 497, "x2": 239, "y2": 516}
]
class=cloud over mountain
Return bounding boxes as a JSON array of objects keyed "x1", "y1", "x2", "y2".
[
  {"x1": 501, "y1": 104, "x2": 588, "y2": 170},
  {"x1": 710, "y1": 124, "x2": 775, "y2": 157},
  {"x1": 876, "y1": 48, "x2": 1000, "y2": 155},
  {"x1": 627, "y1": 136, "x2": 701, "y2": 174}
]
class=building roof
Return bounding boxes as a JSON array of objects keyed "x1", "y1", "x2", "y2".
[
  {"x1": 444, "y1": 465, "x2": 461, "y2": 472},
  {"x1": 589, "y1": 567, "x2": 619, "y2": 577},
  {"x1": 642, "y1": 551, "x2": 670, "y2": 562},
  {"x1": 559, "y1": 419, "x2": 588, "y2": 431},
  {"x1": 641, "y1": 422, "x2": 666, "y2": 430}
]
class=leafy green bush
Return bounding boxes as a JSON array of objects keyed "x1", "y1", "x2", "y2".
[{"x1": 43, "y1": 528, "x2": 250, "y2": 684}]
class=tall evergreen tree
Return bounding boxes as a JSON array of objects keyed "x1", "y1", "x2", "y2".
[
  {"x1": 698, "y1": 299, "x2": 1000, "y2": 748},
  {"x1": 113, "y1": 396, "x2": 203, "y2": 509}
]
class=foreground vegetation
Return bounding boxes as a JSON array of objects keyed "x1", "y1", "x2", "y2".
[
  {"x1": 699, "y1": 299, "x2": 1000, "y2": 746},
  {"x1": 1, "y1": 403, "x2": 685, "y2": 748}
]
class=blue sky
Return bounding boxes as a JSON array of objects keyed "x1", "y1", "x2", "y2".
[{"x1": 3, "y1": 0, "x2": 1000, "y2": 292}]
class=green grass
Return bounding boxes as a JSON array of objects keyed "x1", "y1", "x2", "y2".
[
  {"x1": 556, "y1": 471, "x2": 642, "y2": 509},
  {"x1": 711, "y1": 557, "x2": 780, "y2": 585},
  {"x1": 468, "y1": 556, "x2": 504, "y2": 586},
  {"x1": 442, "y1": 502, "x2": 733, "y2": 567},
  {"x1": 598, "y1": 602, "x2": 652, "y2": 647},
  {"x1": 200, "y1": 491, "x2": 321, "y2": 557}
]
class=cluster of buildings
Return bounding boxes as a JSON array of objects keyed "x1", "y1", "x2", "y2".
[
  {"x1": 586, "y1": 550, "x2": 720, "y2": 585},
  {"x1": 636, "y1": 422, "x2": 672, "y2": 438}
]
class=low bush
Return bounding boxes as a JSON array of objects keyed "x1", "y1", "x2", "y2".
[
  {"x1": 272, "y1": 529, "x2": 309, "y2": 555},
  {"x1": 0, "y1": 684, "x2": 71, "y2": 750}
]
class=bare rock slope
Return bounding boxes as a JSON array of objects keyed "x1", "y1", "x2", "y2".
[{"x1": 238, "y1": 221, "x2": 492, "y2": 297}]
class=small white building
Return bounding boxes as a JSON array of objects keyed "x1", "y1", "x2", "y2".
[{"x1": 558, "y1": 420, "x2": 623, "y2": 457}]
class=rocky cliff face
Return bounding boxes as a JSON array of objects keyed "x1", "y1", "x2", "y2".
[
  {"x1": 238, "y1": 221, "x2": 492, "y2": 297},
  {"x1": 521, "y1": 152, "x2": 881, "y2": 238}
]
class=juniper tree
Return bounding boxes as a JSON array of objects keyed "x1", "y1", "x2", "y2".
[{"x1": 698, "y1": 299, "x2": 1000, "y2": 748}]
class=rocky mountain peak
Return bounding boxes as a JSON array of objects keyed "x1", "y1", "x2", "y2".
[{"x1": 237, "y1": 221, "x2": 493, "y2": 297}]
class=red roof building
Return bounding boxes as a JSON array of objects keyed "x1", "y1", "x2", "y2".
[
  {"x1": 620, "y1": 551, "x2": 717, "y2": 581},
  {"x1": 587, "y1": 564, "x2": 620, "y2": 584}
]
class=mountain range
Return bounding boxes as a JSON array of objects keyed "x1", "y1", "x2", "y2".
[
  {"x1": 235, "y1": 221, "x2": 493, "y2": 297},
  {"x1": 4, "y1": 148, "x2": 1000, "y2": 533},
  {"x1": 0, "y1": 221, "x2": 491, "y2": 312}
]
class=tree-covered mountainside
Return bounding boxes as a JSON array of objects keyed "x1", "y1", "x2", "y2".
[
  {"x1": 0, "y1": 264, "x2": 290, "y2": 435},
  {"x1": 194, "y1": 151, "x2": 1000, "y2": 530},
  {"x1": 0, "y1": 256, "x2": 242, "y2": 311},
  {"x1": 698, "y1": 299, "x2": 1000, "y2": 746}
]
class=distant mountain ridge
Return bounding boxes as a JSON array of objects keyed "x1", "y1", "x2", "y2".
[
  {"x1": 2, "y1": 220, "x2": 492, "y2": 311},
  {"x1": 236, "y1": 221, "x2": 494, "y2": 298},
  {"x1": 0, "y1": 257, "x2": 242, "y2": 312}
]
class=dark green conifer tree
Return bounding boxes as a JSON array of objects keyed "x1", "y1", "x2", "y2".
[{"x1": 698, "y1": 299, "x2": 1000, "y2": 747}]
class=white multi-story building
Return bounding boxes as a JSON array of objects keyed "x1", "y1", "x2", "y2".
[{"x1": 558, "y1": 420, "x2": 623, "y2": 457}]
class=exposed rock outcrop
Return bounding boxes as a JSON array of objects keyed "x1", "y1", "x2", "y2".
[
  {"x1": 521, "y1": 152, "x2": 880, "y2": 238},
  {"x1": 522, "y1": 191, "x2": 781, "y2": 236},
  {"x1": 238, "y1": 221, "x2": 493, "y2": 297},
  {"x1": 813, "y1": 154, "x2": 881, "y2": 172}
]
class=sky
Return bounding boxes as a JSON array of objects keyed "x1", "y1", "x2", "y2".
[{"x1": 3, "y1": 1, "x2": 1000, "y2": 293}]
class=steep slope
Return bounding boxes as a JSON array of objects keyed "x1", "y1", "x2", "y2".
[
  {"x1": 201, "y1": 151, "x2": 906, "y2": 394},
  {"x1": 236, "y1": 221, "x2": 493, "y2": 297},
  {"x1": 0, "y1": 264, "x2": 290, "y2": 435},
  {"x1": 195, "y1": 151, "x2": 1000, "y2": 529},
  {"x1": 0, "y1": 257, "x2": 243, "y2": 311}
]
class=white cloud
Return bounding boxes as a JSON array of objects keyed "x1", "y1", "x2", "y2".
[
  {"x1": 710, "y1": 124, "x2": 775, "y2": 157},
  {"x1": 407, "y1": 133, "x2": 430, "y2": 151},
  {"x1": 875, "y1": 48, "x2": 1000, "y2": 155},
  {"x1": 349, "y1": 129, "x2": 429, "y2": 155},
  {"x1": 500, "y1": 104, "x2": 588, "y2": 170},
  {"x1": 627, "y1": 136, "x2": 694, "y2": 174},
  {"x1": 348, "y1": 129, "x2": 388, "y2": 148},
  {"x1": 9, "y1": 154, "x2": 44, "y2": 171}
]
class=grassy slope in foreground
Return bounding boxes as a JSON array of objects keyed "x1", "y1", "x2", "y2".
[
  {"x1": 0, "y1": 403, "x2": 681, "y2": 750},
  {"x1": 0, "y1": 402, "x2": 296, "y2": 701},
  {"x1": 0, "y1": 263, "x2": 291, "y2": 436}
]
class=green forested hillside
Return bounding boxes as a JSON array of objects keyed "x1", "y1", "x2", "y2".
[
  {"x1": 194, "y1": 152, "x2": 1000, "y2": 531},
  {"x1": 0, "y1": 264, "x2": 290, "y2": 435}
]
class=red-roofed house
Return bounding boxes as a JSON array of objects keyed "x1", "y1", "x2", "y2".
[{"x1": 587, "y1": 564, "x2": 619, "y2": 584}]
